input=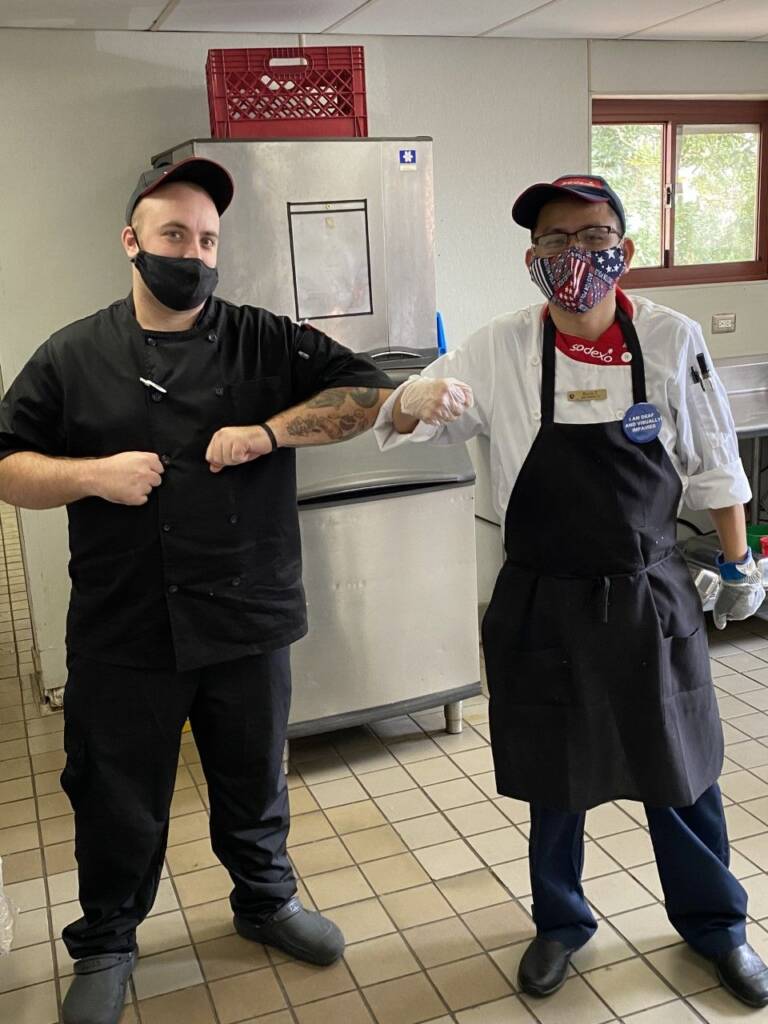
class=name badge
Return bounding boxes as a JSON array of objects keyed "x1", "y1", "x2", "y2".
[
  {"x1": 622, "y1": 402, "x2": 662, "y2": 444},
  {"x1": 567, "y1": 389, "x2": 608, "y2": 402}
]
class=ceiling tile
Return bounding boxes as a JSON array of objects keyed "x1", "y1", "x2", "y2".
[
  {"x1": 327, "y1": 0, "x2": 546, "y2": 36},
  {"x1": 487, "y1": 0, "x2": 719, "y2": 38},
  {"x1": 161, "y1": 0, "x2": 360, "y2": 33},
  {"x1": 0, "y1": 0, "x2": 167, "y2": 30},
  {"x1": 0, "y1": 0, "x2": 765, "y2": 40},
  {"x1": 630, "y1": 0, "x2": 768, "y2": 40}
]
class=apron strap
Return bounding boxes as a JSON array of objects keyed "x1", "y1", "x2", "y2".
[
  {"x1": 541, "y1": 315, "x2": 557, "y2": 425},
  {"x1": 540, "y1": 302, "x2": 649, "y2": 423},
  {"x1": 615, "y1": 306, "x2": 648, "y2": 405}
]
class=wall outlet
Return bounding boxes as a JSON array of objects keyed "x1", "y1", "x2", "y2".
[{"x1": 712, "y1": 313, "x2": 736, "y2": 333}]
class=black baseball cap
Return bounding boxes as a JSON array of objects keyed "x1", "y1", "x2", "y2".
[
  {"x1": 125, "y1": 156, "x2": 235, "y2": 225},
  {"x1": 512, "y1": 174, "x2": 626, "y2": 235}
]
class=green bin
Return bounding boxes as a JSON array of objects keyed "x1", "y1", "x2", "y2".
[{"x1": 746, "y1": 523, "x2": 768, "y2": 556}]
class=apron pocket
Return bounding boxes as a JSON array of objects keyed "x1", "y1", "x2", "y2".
[
  {"x1": 506, "y1": 647, "x2": 571, "y2": 706},
  {"x1": 647, "y1": 556, "x2": 703, "y2": 639},
  {"x1": 661, "y1": 626, "x2": 710, "y2": 696}
]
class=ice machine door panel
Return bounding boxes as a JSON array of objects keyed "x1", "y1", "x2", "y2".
[{"x1": 288, "y1": 199, "x2": 373, "y2": 321}]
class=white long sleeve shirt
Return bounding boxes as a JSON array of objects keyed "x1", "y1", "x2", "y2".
[{"x1": 375, "y1": 295, "x2": 750, "y2": 523}]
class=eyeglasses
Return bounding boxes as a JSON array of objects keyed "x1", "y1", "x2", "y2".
[{"x1": 532, "y1": 225, "x2": 623, "y2": 255}]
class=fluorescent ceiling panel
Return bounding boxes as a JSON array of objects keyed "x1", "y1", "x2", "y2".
[
  {"x1": 0, "y1": 0, "x2": 167, "y2": 30},
  {"x1": 162, "y1": 0, "x2": 360, "y2": 33},
  {"x1": 487, "y1": 0, "x2": 722, "y2": 38}
]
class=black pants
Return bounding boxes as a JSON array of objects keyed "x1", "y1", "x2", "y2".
[
  {"x1": 529, "y1": 783, "x2": 748, "y2": 959},
  {"x1": 60, "y1": 650, "x2": 296, "y2": 959}
]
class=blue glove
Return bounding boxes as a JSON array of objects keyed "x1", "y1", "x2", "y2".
[{"x1": 713, "y1": 551, "x2": 766, "y2": 630}]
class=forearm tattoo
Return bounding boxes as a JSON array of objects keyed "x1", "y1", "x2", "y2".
[
  {"x1": 285, "y1": 408, "x2": 368, "y2": 441},
  {"x1": 306, "y1": 387, "x2": 379, "y2": 410},
  {"x1": 349, "y1": 387, "x2": 379, "y2": 408},
  {"x1": 306, "y1": 389, "x2": 346, "y2": 409}
]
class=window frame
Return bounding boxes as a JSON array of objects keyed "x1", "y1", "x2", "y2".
[{"x1": 591, "y1": 99, "x2": 768, "y2": 287}]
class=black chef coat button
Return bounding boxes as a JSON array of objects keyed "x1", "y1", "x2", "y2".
[
  {"x1": 214, "y1": 386, "x2": 224, "y2": 397},
  {"x1": 160, "y1": 454, "x2": 171, "y2": 466},
  {"x1": 167, "y1": 584, "x2": 179, "y2": 594},
  {"x1": 151, "y1": 392, "x2": 163, "y2": 403},
  {"x1": 162, "y1": 523, "x2": 171, "y2": 533},
  {"x1": 207, "y1": 332, "x2": 217, "y2": 343},
  {"x1": 146, "y1": 337, "x2": 157, "y2": 347},
  {"x1": 229, "y1": 514, "x2": 239, "y2": 525},
  {"x1": 208, "y1": 590, "x2": 215, "y2": 598},
  {"x1": 231, "y1": 577, "x2": 241, "y2": 587}
]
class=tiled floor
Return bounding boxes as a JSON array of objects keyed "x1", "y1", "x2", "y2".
[{"x1": 2, "y1": 500, "x2": 768, "y2": 1023}]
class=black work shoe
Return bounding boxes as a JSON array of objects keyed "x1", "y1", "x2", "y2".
[
  {"x1": 716, "y1": 943, "x2": 768, "y2": 1008},
  {"x1": 518, "y1": 937, "x2": 576, "y2": 997},
  {"x1": 61, "y1": 949, "x2": 137, "y2": 1024},
  {"x1": 235, "y1": 897, "x2": 345, "y2": 966}
]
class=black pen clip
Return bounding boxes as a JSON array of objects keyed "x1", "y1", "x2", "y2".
[{"x1": 695, "y1": 353, "x2": 712, "y2": 388}]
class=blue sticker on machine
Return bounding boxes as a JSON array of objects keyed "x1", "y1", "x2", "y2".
[
  {"x1": 622, "y1": 402, "x2": 662, "y2": 444},
  {"x1": 399, "y1": 148, "x2": 417, "y2": 170}
]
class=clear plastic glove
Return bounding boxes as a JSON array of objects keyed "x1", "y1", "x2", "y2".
[
  {"x1": 713, "y1": 553, "x2": 766, "y2": 630},
  {"x1": 399, "y1": 377, "x2": 474, "y2": 425}
]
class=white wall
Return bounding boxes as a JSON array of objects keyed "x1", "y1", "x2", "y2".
[
  {"x1": 590, "y1": 40, "x2": 768, "y2": 98},
  {"x1": 631, "y1": 283, "x2": 767, "y2": 359}
]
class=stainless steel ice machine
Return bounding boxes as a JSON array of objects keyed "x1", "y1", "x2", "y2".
[{"x1": 153, "y1": 139, "x2": 482, "y2": 735}]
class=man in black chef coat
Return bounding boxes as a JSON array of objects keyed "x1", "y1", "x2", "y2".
[{"x1": 0, "y1": 157, "x2": 392, "y2": 1024}]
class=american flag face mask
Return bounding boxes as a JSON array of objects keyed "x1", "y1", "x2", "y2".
[{"x1": 529, "y1": 245, "x2": 625, "y2": 314}]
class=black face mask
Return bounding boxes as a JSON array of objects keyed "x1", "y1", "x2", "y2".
[{"x1": 130, "y1": 230, "x2": 218, "y2": 311}]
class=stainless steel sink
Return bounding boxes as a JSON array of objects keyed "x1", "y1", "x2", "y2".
[
  {"x1": 716, "y1": 354, "x2": 768, "y2": 439},
  {"x1": 680, "y1": 355, "x2": 768, "y2": 619},
  {"x1": 715, "y1": 355, "x2": 768, "y2": 525}
]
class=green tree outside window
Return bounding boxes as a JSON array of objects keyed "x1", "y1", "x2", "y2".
[{"x1": 591, "y1": 123, "x2": 758, "y2": 268}]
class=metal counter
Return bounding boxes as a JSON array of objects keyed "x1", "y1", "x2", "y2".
[
  {"x1": 681, "y1": 353, "x2": 768, "y2": 617},
  {"x1": 714, "y1": 354, "x2": 768, "y2": 527}
]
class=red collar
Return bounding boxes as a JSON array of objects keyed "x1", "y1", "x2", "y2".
[
  {"x1": 542, "y1": 290, "x2": 634, "y2": 368},
  {"x1": 615, "y1": 288, "x2": 634, "y2": 318}
]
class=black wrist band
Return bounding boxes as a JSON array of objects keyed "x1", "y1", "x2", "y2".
[{"x1": 260, "y1": 423, "x2": 278, "y2": 451}]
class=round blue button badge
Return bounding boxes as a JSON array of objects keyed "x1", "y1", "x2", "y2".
[{"x1": 622, "y1": 402, "x2": 662, "y2": 444}]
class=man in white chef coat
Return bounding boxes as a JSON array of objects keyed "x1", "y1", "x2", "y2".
[{"x1": 375, "y1": 174, "x2": 768, "y2": 1009}]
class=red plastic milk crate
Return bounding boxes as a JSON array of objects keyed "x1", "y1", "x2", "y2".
[{"x1": 205, "y1": 46, "x2": 368, "y2": 139}]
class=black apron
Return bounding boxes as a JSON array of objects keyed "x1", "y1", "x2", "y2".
[{"x1": 481, "y1": 308, "x2": 723, "y2": 812}]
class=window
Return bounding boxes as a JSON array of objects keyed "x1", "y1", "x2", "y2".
[{"x1": 591, "y1": 100, "x2": 768, "y2": 287}]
